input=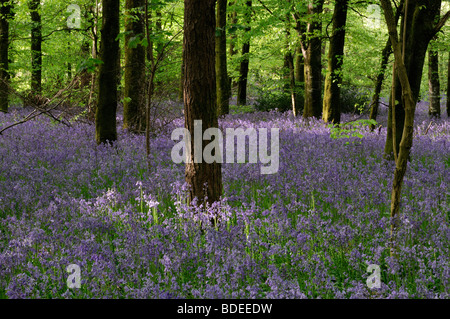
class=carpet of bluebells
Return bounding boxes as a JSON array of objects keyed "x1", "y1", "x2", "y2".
[{"x1": 0, "y1": 101, "x2": 448, "y2": 299}]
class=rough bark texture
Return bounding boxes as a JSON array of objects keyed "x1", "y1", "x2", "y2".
[
  {"x1": 95, "y1": 0, "x2": 120, "y2": 144},
  {"x1": 0, "y1": 0, "x2": 11, "y2": 112},
  {"x1": 302, "y1": 0, "x2": 324, "y2": 119},
  {"x1": 123, "y1": 0, "x2": 146, "y2": 132},
  {"x1": 322, "y1": 0, "x2": 348, "y2": 124},
  {"x1": 216, "y1": 0, "x2": 230, "y2": 116},
  {"x1": 428, "y1": 47, "x2": 440, "y2": 117},
  {"x1": 184, "y1": 0, "x2": 222, "y2": 206},
  {"x1": 28, "y1": 0, "x2": 42, "y2": 95},
  {"x1": 384, "y1": 0, "x2": 443, "y2": 157},
  {"x1": 237, "y1": 1, "x2": 252, "y2": 106}
]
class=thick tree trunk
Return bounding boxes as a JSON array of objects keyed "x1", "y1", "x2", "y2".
[
  {"x1": 184, "y1": 0, "x2": 222, "y2": 206},
  {"x1": 0, "y1": 0, "x2": 11, "y2": 112},
  {"x1": 237, "y1": 1, "x2": 252, "y2": 106},
  {"x1": 428, "y1": 47, "x2": 440, "y2": 117},
  {"x1": 384, "y1": 0, "x2": 444, "y2": 158},
  {"x1": 216, "y1": 0, "x2": 230, "y2": 116},
  {"x1": 28, "y1": 0, "x2": 42, "y2": 95},
  {"x1": 322, "y1": 0, "x2": 348, "y2": 124},
  {"x1": 302, "y1": 0, "x2": 324, "y2": 119},
  {"x1": 123, "y1": 0, "x2": 146, "y2": 132},
  {"x1": 95, "y1": 0, "x2": 120, "y2": 144}
]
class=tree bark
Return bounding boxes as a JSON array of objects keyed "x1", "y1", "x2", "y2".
[
  {"x1": 0, "y1": 0, "x2": 11, "y2": 112},
  {"x1": 216, "y1": 0, "x2": 230, "y2": 116},
  {"x1": 95, "y1": 0, "x2": 120, "y2": 144},
  {"x1": 28, "y1": 0, "x2": 42, "y2": 95},
  {"x1": 380, "y1": 0, "x2": 418, "y2": 257},
  {"x1": 123, "y1": 0, "x2": 146, "y2": 132},
  {"x1": 322, "y1": 0, "x2": 348, "y2": 124},
  {"x1": 384, "y1": 0, "x2": 445, "y2": 158},
  {"x1": 283, "y1": 13, "x2": 297, "y2": 115},
  {"x1": 237, "y1": 1, "x2": 252, "y2": 106},
  {"x1": 302, "y1": 0, "x2": 324, "y2": 119},
  {"x1": 184, "y1": 0, "x2": 222, "y2": 206},
  {"x1": 428, "y1": 46, "x2": 440, "y2": 117},
  {"x1": 447, "y1": 51, "x2": 450, "y2": 117}
]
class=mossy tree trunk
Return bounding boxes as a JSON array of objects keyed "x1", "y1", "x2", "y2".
[
  {"x1": 322, "y1": 0, "x2": 348, "y2": 124},
  {"x1": 0, "y1": 0, "x2": 12, "y2": 113},
  {"x1": 123, "y1": 0, "x2": 146, "y2": 132},
  {"x1": 28, "y1": 0, "x2": 42, "y2": 95},
  {"x1": 95, "y1": 0, "x2": 120, "y2": 144},
  {"x1": 237, "y1": 1, "x2": 251, "y2": 106},
  {"x1": 184, "y1": 0, "x2": 222, "y2": 206},
  {"x1": 300, "y1": 0, "x2": 324, "y2": 119},
  {"x1": 428, "y1": 45, "x2": 440, "y2": 117},
  {"x1": 216, "y1": 0, "x2": 230, "y2": 116},
  {"x1": 384, "y1": 0, "x2": 447, "y2": 158}
]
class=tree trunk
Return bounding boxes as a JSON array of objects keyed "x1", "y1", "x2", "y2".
[
  {"x1": 447, "y1": 51, "x2": 450, "y2": 117},
  {"x1": 384, "y1": 0, "x2": 444, "y2": 158},
  {"x1": 123, "y1": 0, "x2": 146, "y2": 132},
  {"x1": 228, "y1": 5, "x2": 238, "y2": 94},
  {"x1": 216, "y1": 0, "x2": 230, "y2": 116},
  {"x1": 184, "y1": 0, "x2": 222, "y2": 206},
  {"x1": 283, "y1": 14, "x2": 297, "y2": 115},
  {"x1": 302, "y1": 0, "x2": 324, "y2": 119},
  {"x1": 428, "y1": 46, "x2": 440, "y2": 117},
  {"x1": 95, "y1": 0, "x2": 120, "y2": 144},
  {"x1": 380, "y1": 0, "x2": 417, "y2": 257},
  {"x1": 28, "y1": 0, "x2": 42, "y2": 95},
  {"x1": 369, "y1": 39, "x2": 392, "y2": 130},
  {"x1": 237, "y1": 1, "x2": 252, "y2": 106},
  {"x1": 322, "y1": 0, "x2": 348, "y2": 124},
  {"x1": 0, "y1": 0, "x2": 11, "y2": 112}
]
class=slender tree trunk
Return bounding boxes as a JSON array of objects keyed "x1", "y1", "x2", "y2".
[
  {"x1": 428, "y1": 46, "x2": 440, "y2": 117},
  {"x1": 184, "y1": 0, "x2": 222, "y2": 206},
  {"x1": 322, "y1": 0, "x2": 348, "y2": 124},
  {"x1": 95, "y1": 0, "x2": 120, "y2": 144},
  {"x1": 282, "y1": 19, "x2": 297, "y2": 116},
  {"x1": 369, "y1": 39, "x2": 392, "y2": 130},
  {"x1": 28, "y1": 0, "x2": 42, "y2": 95},
  {"x1": 384, "y1": 0, "x2": 445, "y2": 158},
  {"x1": 447, "y1": 51, "x2": 450, "y2": 117},
  {"x1": 237, "y1": 1, "x2": 252, "y2": 106},
  {"x1": 228, "y1": 4, "x2": 238, "y2": 94},
  {"x1": 123, "y1": 0, "x2": 146, "y2": 132},
  {"x1": 216, "y1": 0, "x2": 230, "y2": 116},
  {"x1": 0, "y1": 0, "x2": 11, "y2": 112},
  {"x1": 302, "y1": 0, "x2": 324, "y2": 119},
  {"x1": 380, "y1": 0, "x2": 417, "y2": 257}
]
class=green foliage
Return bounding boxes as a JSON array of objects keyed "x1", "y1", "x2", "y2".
[
  {"x1": 339, "y1": 85, "x2": 371, "y2": 114},
  {"x1": 328, "y1": 119, "x2": 378, "y2": 141},
  {"x1": 254, "y1": 89, "x2": 293, "y2": 113}
]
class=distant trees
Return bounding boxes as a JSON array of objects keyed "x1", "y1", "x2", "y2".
[
  {"x1": 237, "y1": 0, "x2": 252, "y2": 106},
  {"x1": 95, "y1": 0, "x2": 120, "y2": 144},
  {"x1": 428, "y1": 46, "x2": 440, "y2": 117},
  {"x1": 0, "y1": 0, "x2": 12, "y2": 112},
  {"x1": 123, "y1": 0, "x2": 146, "y2": 132},
  {"x1": 216, "y1": 0, "x2": 230, "y2": 116}
]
